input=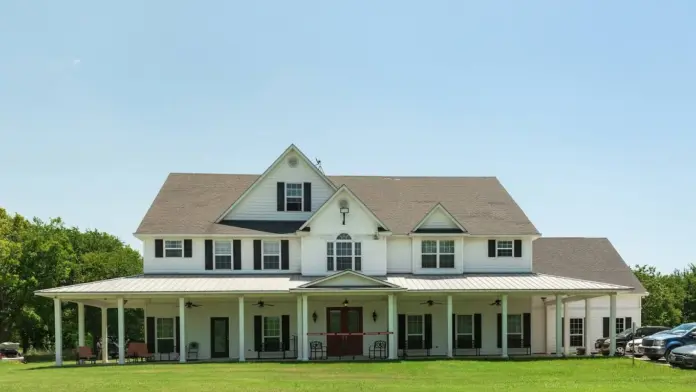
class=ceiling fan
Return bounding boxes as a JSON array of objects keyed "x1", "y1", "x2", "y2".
[
  {"x1": 252, "y1": 300, "x2": 274, "y2": 308},
  {"x1": 420, "y1": 299, "x2": 443, "y2": 307},
  {"x1": 177, "y1": 301, "x2": 201, "y2": 309},
  {"x1": 489, "y1": 299, "x2": 501, "y2": 307}
]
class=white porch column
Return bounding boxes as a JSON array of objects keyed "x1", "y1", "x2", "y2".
[
  {"x1": 296, "y1": 296, "x2": 303, "y2": 360},
  {"x1": 609, "y1": 294, "x2": 617, "y2": 356},
  {"x1": 53, "y1": 298, "x2": 63, "y2": 366},
  {"x1": 78, "y1": 303, "x2": 85, "y2": 347},
  {"x1": 179, "y1": 297, "x2": 187, "y2": 363},
  {"x1": 446, "y1": 295, "x2": 453, "y2": 358},
  {"x1": 238, "y1": 296, "x2": 245, "y2": 362},
  {"x1": 101, "y1": 307, "x2": 108, "y2": 363},
  {"x1": 117, "y1": 298, "x2": 125, "y2": 365},
  {"x1": 393, "y1": 295, "x2": 398, "y2": 359},
  {"x1": 555, "y1": 296, "x2": 562, "y2": 357},
  {"x1": 388, "y1": 294, "x2": 396, "y2": 359},
  {"x1": 584, "y1": 298, "x2": 592, "y2": 356},
  {"x1": 563, "y1": 303, "x2": 570, "y2": 356},
  {"x1": 302, "y1": 295, "x2": 309, "y2": 361},
  {"x1": 501, "y1": 294, "x2": 508, "y2": 358}
]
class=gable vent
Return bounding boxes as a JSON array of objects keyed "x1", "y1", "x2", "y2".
[{"x1": 287, "y1": 156, "x2": 299, "y2": 168}]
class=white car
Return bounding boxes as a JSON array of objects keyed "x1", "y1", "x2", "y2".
[{"x1": 626, "y1": 338, "x2": 644, "y2": 357}]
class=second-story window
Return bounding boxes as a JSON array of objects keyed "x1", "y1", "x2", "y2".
[
  {"x1": 263, "y1": 240, "x2": 281, "y2": 270},
  {"x1": 496, "y1": 240, "x2": 513, "y2": 257},
  {"x1": 285, "y1": 183, "x2": 303, "y2": 211},
  {"x1": 326, "y1": 233, "x2": 362, "y2": 271},
  {"x1": 164, "y1": 240, "x2": 183, "y2": 258},
  {"x1": 421, "y1": 240, "x2": 455, "y2": 268},
  {"x1": 214, "y1": 241, "x2": 232, "y2": 270}
]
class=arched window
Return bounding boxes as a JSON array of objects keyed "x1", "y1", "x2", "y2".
[{"x1": 327, "y1": 233, "x2": 362, "y2": 271}]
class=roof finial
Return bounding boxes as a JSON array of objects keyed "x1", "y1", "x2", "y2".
[{"x1": 315, "y1": 158, "x2": 323, "y2": 173}]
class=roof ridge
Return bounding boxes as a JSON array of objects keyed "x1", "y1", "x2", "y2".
[{"x1": 167, "y1": 172, "x2": 500, "y2": 179}]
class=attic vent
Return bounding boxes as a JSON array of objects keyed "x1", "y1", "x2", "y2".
[
  {"x1": 339, "y1": 199, "x2": 349, "y2": 209},
  {"x1": 287, "y1": 156, "x2": 299, "y2": 168}
]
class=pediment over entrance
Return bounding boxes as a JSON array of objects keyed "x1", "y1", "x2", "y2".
[{"x1": 296, "y1": 270, "x2": 402, "y2": 290}]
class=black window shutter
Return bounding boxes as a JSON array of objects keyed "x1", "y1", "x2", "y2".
[
  {"x1": 282, "y1": 315, "x2": 290, "y2": 350},
  {"x1": 451, "y1": 314, "x2": 456, "y2": 348},
  {"x1": 603, "y1": 317, "x2": 610, "y2": 337},
  {"x1": 474, "y1": 314, "x2": 482, "y2": 348},
  {"x1": 277, "y1": 182, "x2": 285, "y2": 211},
  {"x1": 175, "y1": 316, "x2": 181, "y2": 353},
  {"x1": 523, "y1": 313, "x2": 531, "y2": 348},
  {"x1": 497, "y1": 313, "x2": 502, "y2": 348},
  {"x1": 205, "y1": 240, "x2": 213, "y2": 270},
  {"x1": 254, "y1": 240, "x2": 262, "y2": 270},
  {"x1": 254, "y1": 315, "x2": 262, "y2": 351},
  {"x1": 146, "y1": 317, "x2": 155, "y2": 353},
  {"x1": 281, "y1": 240, "x2": 289, "y2": 270},
  {"x1": 233, "y1": 240, "x2": 242, "y2": 270},
  {"x1": 514, "y1": 239, "x2": 522, "y2": 258},
  {"x1": 488, "y1": 240, "x2": 496, "y2": 257},
  {"x1": 184, "y1": 239, "x2": 193, "y2": 258},
  {"x1": 626, "y1": 317, "x2": 633, "y2": 330},
  {"x1": 398, "y1": 314, "x2": 405, "y2": 349},
  {"x1": 303, "y1": 182, "x2": 311, "y2": 212},
  {"x1": 155, "y1": 239, "x2": 163, "y2": 258},
  {"x1": 424, "y1": 314, "x2": 433, "y2": 349}
]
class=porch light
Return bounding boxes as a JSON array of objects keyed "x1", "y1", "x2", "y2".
[
  {"x1": 312, "y1": 311, "x2": 318, "y2": 323},
  {"x1": 372, "y1": 311, "x2": 377, "y2": 322},
  {"x1": 340, "y1": 206, "x2": 350, "y2": 225},
  {"x1": 342, "y1": 299, "x2": 349, "y2": 307}
]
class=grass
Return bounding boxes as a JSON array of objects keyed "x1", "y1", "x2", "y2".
[{"x1": 1, "y1": 359, "x2": 695, "y2": 391}]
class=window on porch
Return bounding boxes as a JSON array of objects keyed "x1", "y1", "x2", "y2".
[
  {"x1": 421, "y1": 240, "x2": 455, "y2": 268},
  {"x1": 326, "y1": 234, "x2": 362, "y2": 271},
  {"x1": 156, "y1": 318, "x2": 175, "y2": 353},
  {"x1": 263, "y1": 316, "x2": 281, "y2": 351},
  {"x1": 407, "y1": 315, "x2": 424, "y2": 349},
  {"x1": 570, "y1": 318, "x2": 584, "y2": 347},
  {"x1": 456, "y1": 314, "x2": 474, "y2": 348},
  {"x1": 507, "y1": 314, "x2": 523, "y2": 348}
]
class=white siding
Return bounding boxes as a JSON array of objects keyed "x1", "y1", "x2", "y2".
[
  {"x1": 387, "y1": 237, "x2": 412, "y2": 273},
  {"x1": 462, "y1": 237, "x2": 533, "y2": 273},
  {"x1": 142, "y1": 237, "x2": 300, "y2": 274},
  {"x1": 418, "y1": 209, "x2": 459, "y2": 230},
  {"x1": 224, "y1": 152, "x2": 334, "y2": 221}
]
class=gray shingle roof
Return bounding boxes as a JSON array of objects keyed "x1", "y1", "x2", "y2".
[
  {"x1": 532, "y1": 237, "x2": 645, "y2": 293},
  {"x1": 135, "y1": 174, "x2": 539, "y2": 236}
]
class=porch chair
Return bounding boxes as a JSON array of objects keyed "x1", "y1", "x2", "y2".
[
  {"x1": 368, "y1": 340, "x2": 388, "y2": 359},
  {"x1": 126, "y1": 342, "x2": 141, "y2": 362},
  {"x1": 76, "y1": 346, "x2": 97, "y2": 365},
  {"x1": 187, "y1": 342, "x2": 199, "y2": 361},
  {"x1": 309, "y1": 341, "x2": 327, "y2": 360},
  {"x1": 135, "y1": 342, "x2": 154, "y2": 362}
]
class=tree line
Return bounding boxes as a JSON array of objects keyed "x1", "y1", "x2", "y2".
[
  {"x1": 633, "y1": 264, "x2": 696, "y2": 326},
  {"x1": 0, "y1": 208, "x2": 143, "y2": 352}
]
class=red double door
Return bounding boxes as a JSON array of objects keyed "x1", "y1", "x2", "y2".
[{"x1": 326, "y1": 307, "x2": 363, "y2": 357}]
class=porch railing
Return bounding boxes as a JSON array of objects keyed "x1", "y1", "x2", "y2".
[{"x1": 254, "y1": 335, "x2": 298, "y2": 360}]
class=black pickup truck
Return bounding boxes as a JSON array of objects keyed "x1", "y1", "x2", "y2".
[{"x1": 596, "y1": 326, "x2": 670, "y2": 356}]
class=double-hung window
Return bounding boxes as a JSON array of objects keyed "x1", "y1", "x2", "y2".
[
  {"x1": 496, "y1": 240, "x2": 513, "y2": 257},
  {"x1": 326, "y1": 234, "x2": 361, "y2": 271},
  {"x1": 285, "y1": 183, "x2": 303, "y2": 211},
  {"x1": 421, "y1": 240, "x2": 455, "y2": 268},
  {"x1": 263, "y1": 316, "x2": 281, "y2": 351},
  {"x1": 164, "y1": 240, "x2": 183, "y2": 258},
  {"x1": 263, "y1": 240, "x2": 281, "y2": 270},
  {"x1": 507, "y1": 314, "x2": 523, "y2": 347},
  {"x1": 214, "y1": 241, "x2": 232, "y2": 270},
  {"x1": 570, "y1": 318, "x2": 584, "y2": 347},
  {"x1": 156, "y1": 318, "x2": 175, "y2": 353},
  {"x1": 406, "y1": 315, "x2": 424, "y2": 349},
  {"x1": 456, "y1": 314, "x2": 474, "y2": 348},
  {"x1": 615, "y1": 318, "x2": 625, "y2": 335}
]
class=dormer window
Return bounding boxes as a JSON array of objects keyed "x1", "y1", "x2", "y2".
[
  {"x1": 327, "y1": 233, "x2": 362, "y2": 271},
  {"x1": 285, "y1": 183, "x2": 303, "y2": 211}
]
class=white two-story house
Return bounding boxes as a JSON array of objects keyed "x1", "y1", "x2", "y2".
[{"x1": 38, "y1": 144, "x2": 645, "y2": 365}]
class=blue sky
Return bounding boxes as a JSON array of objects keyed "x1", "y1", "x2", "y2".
[{"x1": 1, "y1": 1, "x2": 694, "y2": 272}]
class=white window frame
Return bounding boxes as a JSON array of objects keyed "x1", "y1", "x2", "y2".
[
  {"x1": 213, "y1": 240, "x2": 233, "y2": 270},
  {"x1": 615, "y1": 318, "x2": 626, "y2": 335},
  {"x1": 569, "y1": 318, "x2": 584, "y2": 347},
  {"x1": 421, "y1": 239, "x2": 455, "y2": 268},
  {"x1": 456, "y1": 314, "x2": 474, "y2": 344},
  {"x1": 285, "y1": 183, "x2": 303, "y2": 212},
  {"x1": 155, "y1": 317, "x2": 176, "y2": 354},
  {"x1": 326, "y1": 233, "x2": 361, "y2": 271},
  {"x1": 164, "y1": 240, "x2": 183, "y2": 258},
  {"x1": 262, "y1": 240, "x2": 281, "y2": 270},
  {"x1": 496, "y1": 240, "x2": 513, "y2": 257},
  {"x1": 263, "y1": 316, "x2": 282, "y2": 348},
  {"x1": 507, "y1": 314, "x2": 523, "y2": 340},
  {"x1": 406, "y1": 314, "x2": 425, "y2": 344}
]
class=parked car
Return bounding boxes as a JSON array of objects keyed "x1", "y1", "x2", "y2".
[
  {"x1": 641, "y1": 323, "x2": 696, "y2": 361},
  {"x1": 0, "y1": 342, "x2": 25, "y2": 362},
  {"x1": 666, "y1": 344, "x2": 696, "y2": 369},
  {"x1": 599, "y1": 326, "x2": 670, "y2": 356}
]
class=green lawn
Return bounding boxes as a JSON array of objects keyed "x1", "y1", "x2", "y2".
[{"x1": 1, "y1": 359, "x2": 694, "y2": 391}]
